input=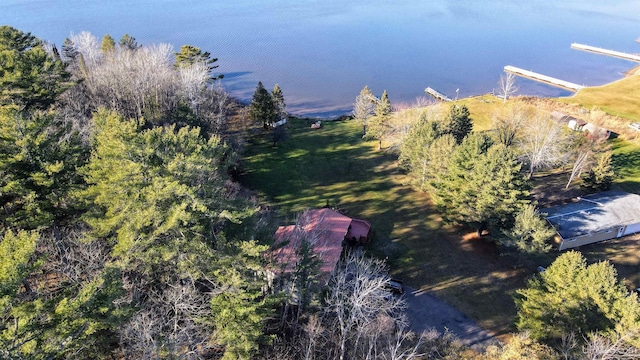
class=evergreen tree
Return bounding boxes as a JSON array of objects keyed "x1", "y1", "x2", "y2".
[
  {"x1": 352, "y1": 85, "x2": 376, "y2": 136},
  {"x1": 118, "y1": 34, "x2": 140, "y2": 51},
  {"x1": 516, "y1": 251, "x2": 640, "y2": 344},
  {"x1": 431, "y1": 134, "x2": 529, "y2": 234},
  {"x1": 399, "y1": 117, "x2": 448, "y2": 191},
  {"x1": 100, "y1": 34, "x2": 116, "y2": 53},
  {"x1": 368, "y1": 90, "x2": 392, "y2": 150},
  {"x1": 582, "y1": 150, "x2": 615, "y2": 192},
  {"x1": 61, "y1": 37, "x2": 77, "y2": 61},
  {"x1": 175, "y1": 44, "x2": 223, "y2": 80},
  {"x1": 210, "y1": 240, "x2": 279, "y2": 360},
  {"x1": 442, "y1": 104, "x2": 473, "y2": 144},
  {"x1": 504, "y1": 204, "x2": 554, "y2": 253},
  {"x1": 79, "y1": 110, "x2": 240, "y2": 270},
  {"x1": 271, "y1": 83, "x2": 286, "y2": 119},
  {"x1": 248, "y1": 82, "x2": 278, "y2": 129},
  {"x1": 0, "y1": 229, "x2": 126, "y2": 359},
  {"x1": 0, "y1": 25, "x2": 72, "y2": 111}
]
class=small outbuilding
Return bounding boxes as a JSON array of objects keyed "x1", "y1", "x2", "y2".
[{"x1": 544, "y1": 191, "x2": 640, "y2": 250}]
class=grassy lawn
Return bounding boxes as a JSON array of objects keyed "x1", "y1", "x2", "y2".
[
  {"x1": 239, "y1": 84, "x2": 640, "y2": 340},
  {"x1": 240, "y1": 119, "x2": 527, "y2": 337},
  {"x1": 560, "y1": 75, "x2": 640, "y2": 122}
]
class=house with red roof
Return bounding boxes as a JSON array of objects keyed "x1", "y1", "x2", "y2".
[{"x1": 270, "y1": 208, "x2": 371, "y2": 281}]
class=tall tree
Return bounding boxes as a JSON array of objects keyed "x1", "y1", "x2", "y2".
[
  {"x1": 175, "y1": 44, "x2": 223, "y2": 80},
  {"x1": 504, "y1": 204, "x2": 555, "y2": 254},
  {"x1": 517, "y1": 110, "x2": 566, "y2": 178},
  {"x1": 441, "y1": 104, "x2": 473, "y2": 144},
  {"x1": 398, "y1": 116, "x2": 443, "y2": 191},
  {"x1": 431, "y1": 134, "x2": 529, "y2": 234},
  {"x1": 352, "y1": 85, "x2": 376, "y2": 136},
  {"x1": 249, "y1": 81, "x2": 278, "y2": 129},
  {"x1": 516, "y1": 251, "x2": 640, "y2": 344},
  {"x1": 61, "y1": 37, "x2": 78, "y2": 61},
  {"x1": 496, "y1": 71, "x2": 519, "y2": 103},
  {"x1": 210, "y1": 240, "x2": 279, "y2": 360},
  {"x1": 79, "y1": 110, "x2": 250, "y2": 357},
  {"x1": 271, "y1": 83, "x2": 286, "y2": 119},
  {"x1": 118, "y1": 33, "x2": 140, "y2": 51},
  {"x1": 368, "y1": 89, "x2": 392, "y2": 150},
  {"x1": 79, "y1": 110, "x2": 240, "y2": 267},
  {"x1": 100, "y1": 34, "x2": 115, "y2": 53},
  {"x1": 0, "y1": 25, "x2": 72, "y2": 111},
  {"x1": 0, "y1": 107, "x2": 84, "y2": 229},
  {"x1": 582, "y1": 150, "x2": 615, "y2": 192}
]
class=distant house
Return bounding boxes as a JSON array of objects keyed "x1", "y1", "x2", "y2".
[
  {"x1": 544, "y1": 191, "x2": 640, "y2": 250},
  {"x1": 270, "y1": 208, "x2": 371, "y2": 281}
]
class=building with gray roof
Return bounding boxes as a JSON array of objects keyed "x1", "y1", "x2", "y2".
[{"x1": 544, "y1": 191, "x2": 640, "y2": 250}]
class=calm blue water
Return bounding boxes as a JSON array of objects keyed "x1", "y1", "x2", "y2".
[{"x1": 2, "y1": 1, "x2": 639, "y2": 117}]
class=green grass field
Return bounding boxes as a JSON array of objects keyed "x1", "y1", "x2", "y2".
[
  {"x1": 240, "y1": 119, "x2": 527, "y2": 337},
  {"x1": 561, "y1": 75, "x2": 640, "y2": 122},
  {"x1": 240, "y1": 80, "x2": 640, "y2": 339}
]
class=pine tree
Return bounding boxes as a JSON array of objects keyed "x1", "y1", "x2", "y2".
[
  {"x1": 0, "y1": 25, "x2": 72, "y2": 111},
  {"x1": 118, "y1": 34, "x2": 140, "y2": 51},
  {"x1": 442, "y1": 104, "x2": 473, "y2": 144},
  {"x1": 431, "y1": 134, "x2": 529, "y2": 234},
  {"x1": 582, "y1": 150, "x2": 615, "y2": 192},
  {"x1": 79, "y1": 110, "x2": 241, "y2": 271},
  {"x1": 516, "y1": 251, "x2": 640, "y2": 344},
  {"x1": 271, "y1": 84, "x2": 286, "y2": 119},
  {"x1": 210, "y1": 240, "x2": 279, "y2": 360},
  {"x1": 248, "y1": 82, "x2": 278, "y2": 129},
  {"x1": 504, "y1": 204, "x2": 554, "y2": 253},
  {"x1": 399, "y1": 117, "x2": 448, "y2": 191},
  {"x1": 352, "y1": 85, "x2": 376, "y2": 136},
  {"x1": 174, "y1": 44, "x2": 223, "y2": 80},
  {"x1": 100, "y1": 34, "x2": 116, "y2": 53},
  {"x1": 368, "y1": 90, "x2": 392, "y2": 150},
  {"x1": 61, "y1": 37, "x2": 77, "y2": 60}
]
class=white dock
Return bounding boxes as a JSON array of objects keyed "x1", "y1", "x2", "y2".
[
  {"x1": 571, "y1": 43, "x2": 640, "y2": 63},
  {"x1": 424, "y1": 87, "x2": 452, "y2": 102},
  {"x1": 504, "y1": 65, "x2": 584, "y2": 92}
]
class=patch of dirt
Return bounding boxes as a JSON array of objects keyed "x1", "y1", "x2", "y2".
[{"x1": 530, "y1": 170, "x2": 587, "y2": 208}]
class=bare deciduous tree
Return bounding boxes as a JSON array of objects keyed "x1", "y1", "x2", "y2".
[
  {"x1": 517, "y1": 110, "x2": 566, "y2": 178},
  {"x1": 323, "y1": 252, "x2": 406, "y2": 360},
  {"x1": 497, "y1": 72, "x2": 519, "y2": 103},
  {"x1": 119, "y1": 280, "x2": 212, "y2": 359},
  {"x1": 492, "y1": 102, "x2": 530, "y2": 147}
]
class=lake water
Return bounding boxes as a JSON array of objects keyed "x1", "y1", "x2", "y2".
[{"x1": 2, "y1": 1, "x2": 639, "y2": 117}]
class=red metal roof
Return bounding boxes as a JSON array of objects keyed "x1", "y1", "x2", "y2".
[{"x1": 271, "y1": 209, "x2": 370, "y2": 278}]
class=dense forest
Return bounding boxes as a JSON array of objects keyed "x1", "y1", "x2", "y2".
[{"x1": 1, "y1": 25, "x2": 640, "y2": 359}]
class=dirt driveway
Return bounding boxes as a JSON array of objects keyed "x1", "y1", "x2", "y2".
[{"x1": 403, "y1": 287, "x2": 497, "y2": 351}]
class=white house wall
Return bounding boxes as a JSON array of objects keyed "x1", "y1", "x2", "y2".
[{"x1": 623, "y1": 222, "x2": 640, "y2": 236}]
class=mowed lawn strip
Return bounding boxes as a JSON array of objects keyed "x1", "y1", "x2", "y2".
[
  {"x1": 240, "y1": 119, "x2": 526, "y2": 337},
  {"x1": 561, "y1": 74, "x2": 640, "y2": 122}
]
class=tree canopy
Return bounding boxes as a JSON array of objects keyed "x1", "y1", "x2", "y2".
[
  {"x1": 0, "y1": 25, "x2": 71, "y2": 111},
  {"x1": 249, "y1": 81, "x2": 278, "y2": 128},
  {"x1": 516, "y1": 251, "x2": 640, "y2": 344}
]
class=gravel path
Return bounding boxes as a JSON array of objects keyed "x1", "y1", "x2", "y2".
[{"x1": 403, "y1": 287, "x2": 498, "y2": 351}]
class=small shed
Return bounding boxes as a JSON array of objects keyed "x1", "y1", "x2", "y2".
[{"x1": 544, "y1": 191, "x2": 640, "y2": 250}]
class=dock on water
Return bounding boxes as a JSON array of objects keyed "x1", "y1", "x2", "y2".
[
  {"x1": 503, "y1": 65, "x2": 584, "y2": 92},
  {"x1": 424, "y1": 87, "x2": 452, "y2": 102},
  {"x1": 571, "y1": 43, "x2": 640, "y2": 63}
]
